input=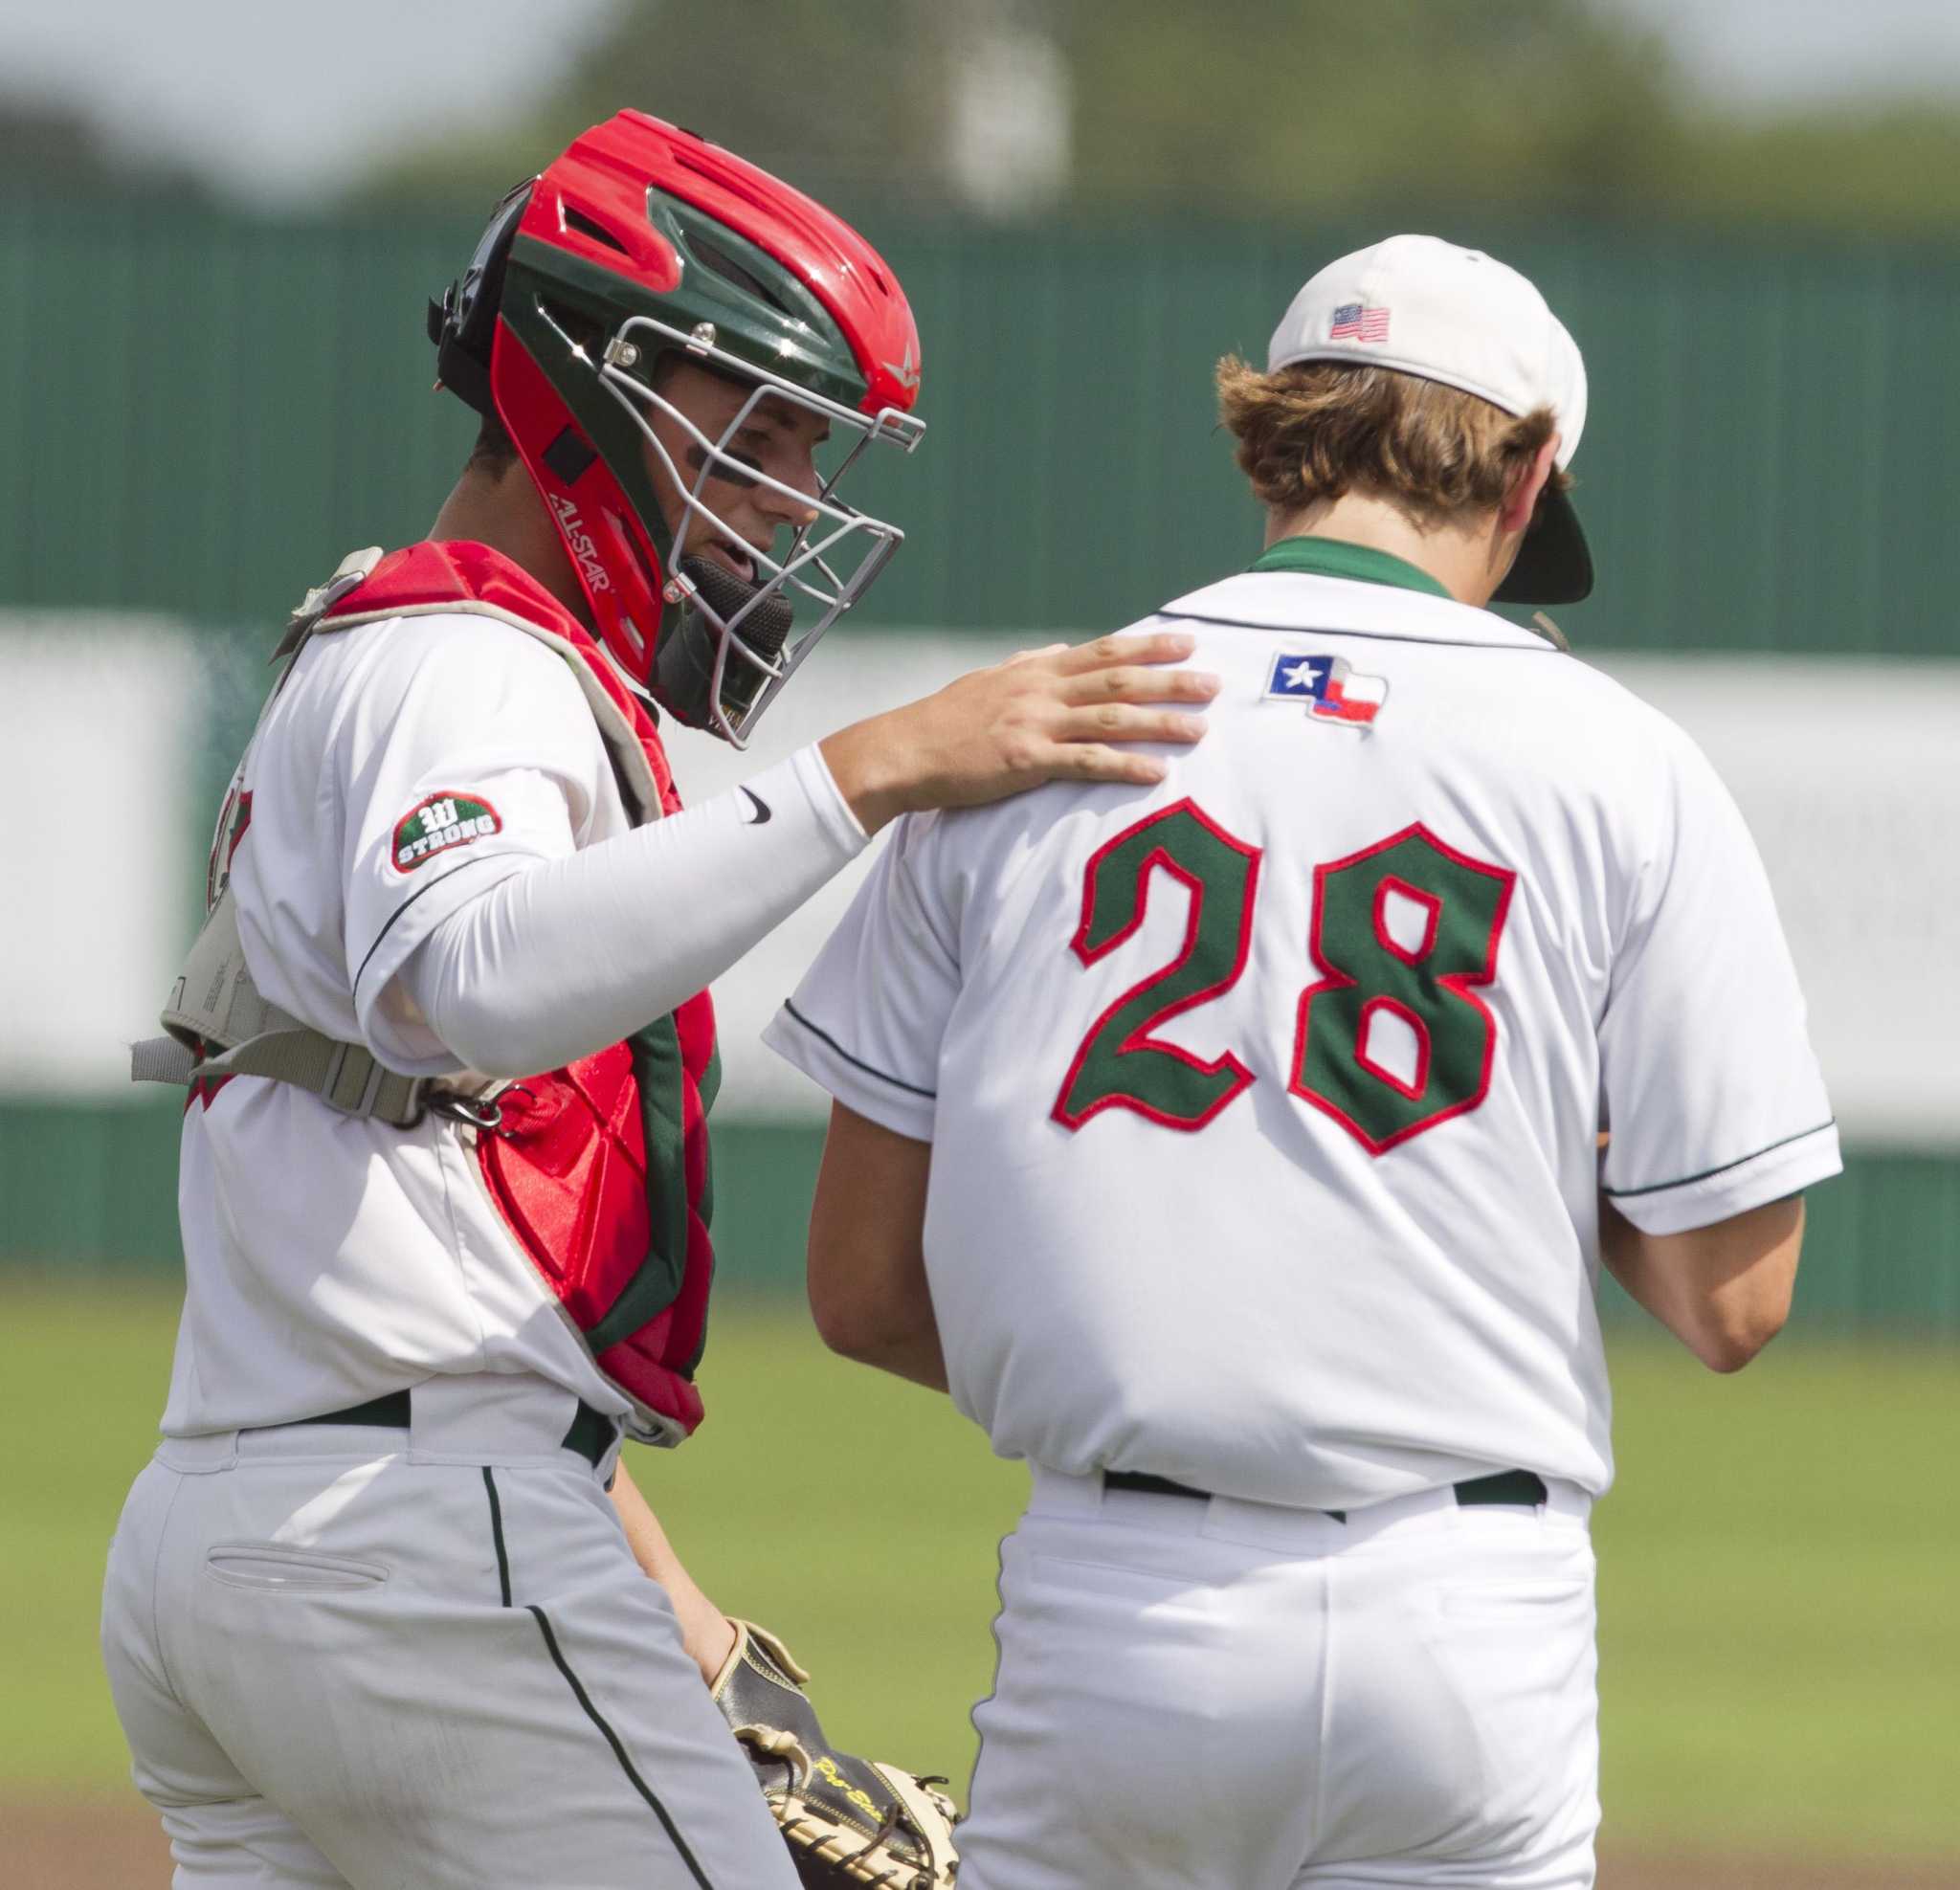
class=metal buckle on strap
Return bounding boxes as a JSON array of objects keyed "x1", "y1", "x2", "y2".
[{"x1": 426, "y1": 1090, "x2": 504, "y2": 1133}]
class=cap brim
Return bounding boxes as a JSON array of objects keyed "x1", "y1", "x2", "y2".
[{"x1": 1493, "y1": 483, "x2": 1592, "y2": 607}]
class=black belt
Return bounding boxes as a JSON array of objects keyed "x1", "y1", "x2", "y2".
[
  {"x1": 283, "y1": 1390, "x2": 619, "y2": 1470},
  {"x1": 1102, "y1": 1466, "x2": 1548, "y2": 1523}
]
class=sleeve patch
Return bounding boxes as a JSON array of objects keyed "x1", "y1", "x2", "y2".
[{"x1": 391, "y1": 791, "x2": 502, "y2": 872}]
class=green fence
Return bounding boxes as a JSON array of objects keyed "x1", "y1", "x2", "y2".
[
  {"x1": 1, "y1": 196, "x2": 1954, "y2": 651},
  {"x1": 5, "y1": 1099, "x2": 1953, "y2": 1330},
  {"x1": 6, "y1": 197, "x2": 1953, "y2": 1327}
]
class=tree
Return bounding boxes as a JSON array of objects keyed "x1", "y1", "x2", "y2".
[
  {"x1": 373, "y1": 0, "x2": 953, "y2": 215},
  {"x1": 370, "y1": 0, "x2": 1675, "y2": 216},
  {"x1": 0, "y1": 99, "x2": 208, "y2": 200},
  {"x1": 363, "y1": 0, "x2": 1960, "y2": 233},
  {"x1": 1059, "y1": 0, "x2": 1680, "y2": 218}
]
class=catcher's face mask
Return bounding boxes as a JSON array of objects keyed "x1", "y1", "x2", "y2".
[
  {"x1": 432, "y1": 112, "x2": 928, "y2": 747},
  {"x1": 595, "y1": 319, "x2": 924, "y2": 746}
]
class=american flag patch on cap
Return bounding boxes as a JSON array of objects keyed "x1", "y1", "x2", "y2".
[{"x1": 1329, "y1": 302, "x2": 1391, "y2": 343}]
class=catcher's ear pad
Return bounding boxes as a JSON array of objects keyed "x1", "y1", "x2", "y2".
[{"x1": 428, "y1": 179, "x2": 536, "y2": 417}]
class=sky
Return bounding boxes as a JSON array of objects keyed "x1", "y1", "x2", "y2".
[
  {"x1": 5, "y1": 0, "x2": 1960, "y2": 208},
  {"x1": 1622, "y1": 0, "x2": 1960, "y2": 106},
  {"x1": 0, "y1": 0, "x2": 620, "y2": 204}
]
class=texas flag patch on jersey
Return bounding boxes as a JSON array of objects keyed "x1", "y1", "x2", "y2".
[
  {"x1": 1264, "y1": 652, "x2": 1390, "y2": 726},
  {"x1": 391, "y1": 791, "x2": 502, "y2": 871}
]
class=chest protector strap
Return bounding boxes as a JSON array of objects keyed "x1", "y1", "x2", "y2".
[
  {"x1": 129, "y1": 549, "x2": 448, "y2": 1123},
  {"x1": 130, "y1": 544, "x2": 664, "y2": 1125},
  {"x1": 132, "y1": 892, "x2": 437, "y2": 1123}
]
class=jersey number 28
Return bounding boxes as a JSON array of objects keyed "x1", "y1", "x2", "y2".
[{"x1": 1052, "y1": 799, "x2": 1516, "y2": 1154}]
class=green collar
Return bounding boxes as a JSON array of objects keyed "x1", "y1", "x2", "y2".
[{"x1": 1248, "y1": 536, "x2": 1453, "y2": 601}]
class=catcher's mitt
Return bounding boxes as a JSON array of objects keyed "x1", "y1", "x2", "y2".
[{"x1": 710, "y1": 1619, "x2": 958, "y2": 1888}]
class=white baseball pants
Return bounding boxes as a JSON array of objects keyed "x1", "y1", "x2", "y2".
[
  {"x1": 960, "y1": 1466, "x2": 1600, "y2": 1890},
  {"x1": 100, "y1": 1374, "x2": 798, "y2": 1889}
]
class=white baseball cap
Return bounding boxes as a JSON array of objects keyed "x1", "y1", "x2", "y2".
[{"x1": 1266, "y1": 233, "x2": 1592, "y2": 605}]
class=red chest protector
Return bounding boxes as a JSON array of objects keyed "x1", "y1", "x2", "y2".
[{"x1": 323, "y1": 542, "x2": 720, "y2": 1442}]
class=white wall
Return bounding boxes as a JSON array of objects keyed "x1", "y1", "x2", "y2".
[
  {"x1": 0, "y1": 620, "x2": 200, "y2": 1098},
  {"x1": 1595, "y1": 657, "x2": 1958, "y2": 1147}
]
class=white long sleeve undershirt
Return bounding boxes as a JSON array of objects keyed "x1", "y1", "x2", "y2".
[{"x1": 394, "y1": 743, "x2": 868, "y2": 1078}]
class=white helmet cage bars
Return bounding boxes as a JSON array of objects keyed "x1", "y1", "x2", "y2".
[{"x1": 585, "y1": 309, "x2": 926, "y2": 746}]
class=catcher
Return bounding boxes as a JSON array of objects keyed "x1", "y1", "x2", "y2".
[{"x1": 103, "y1": 112, "x2": 1211, "y2": 1888}]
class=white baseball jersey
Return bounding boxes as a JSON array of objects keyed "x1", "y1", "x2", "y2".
[
  {"x1": 165, "y1": 608, "x2": 645, "y2": 1435},
  {"x1": 767, "y1": 544, "x2": 1840, "y2": 1510}
]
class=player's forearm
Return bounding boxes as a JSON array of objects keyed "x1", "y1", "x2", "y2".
[
  {"x1": 860, "y1": 1331, "x2": 950, "y2": 1392},
  {"x1": 607, "y1": 1464, "x2": 738, "y2": 1685},
  {"x1": 1599, "y1": 1193, "x2": 1803, "y2": 1371},
  {"x1": 808, "y1": 1216, "x2": 948, "y2": 1390},
  {"x1": 805, "y1": 1104, "x2": 947, "y2": 1389},
  {"x1": 400, "y1": 743, "x2": 865, "y2": 1077},
  {"x1": 815, "y1": 1302, "x2": 950, "y2": 1392}
]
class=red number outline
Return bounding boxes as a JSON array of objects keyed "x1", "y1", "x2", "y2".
[
  {"x1": 1289, "y1": 822, "x2": 1515, "y2": 1155},
  {"x1": 1373, "y1": 874, "x2": 1440, "y2": 964},
  {"x1": 1353, "y1": 994, "x2": 1432, "y2": 1101},
  {"x1": 1052, "y1": 798, "x2": 1261, "y2": 1133}
]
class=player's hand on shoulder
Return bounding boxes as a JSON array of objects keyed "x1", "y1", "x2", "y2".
[
  {"x1": 821, "y1": 631, "x2": 1218, "y2": 833},
  {"x1": 709, "y1": 1619, "x2": 959, "y2": 1888}
]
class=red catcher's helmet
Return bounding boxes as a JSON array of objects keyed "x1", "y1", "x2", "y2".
[{"x1": 428, "y1": 111, "x2": 925, "y2": 745}]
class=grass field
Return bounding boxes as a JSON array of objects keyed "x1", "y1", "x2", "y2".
[{"x1": 6, "y1": 1284, "x2": 1955, "y2": 1876}]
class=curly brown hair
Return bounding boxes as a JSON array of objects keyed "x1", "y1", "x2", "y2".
[{"x1": 1215, "y1": 357, "x2": 1570, "y2": 530}]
